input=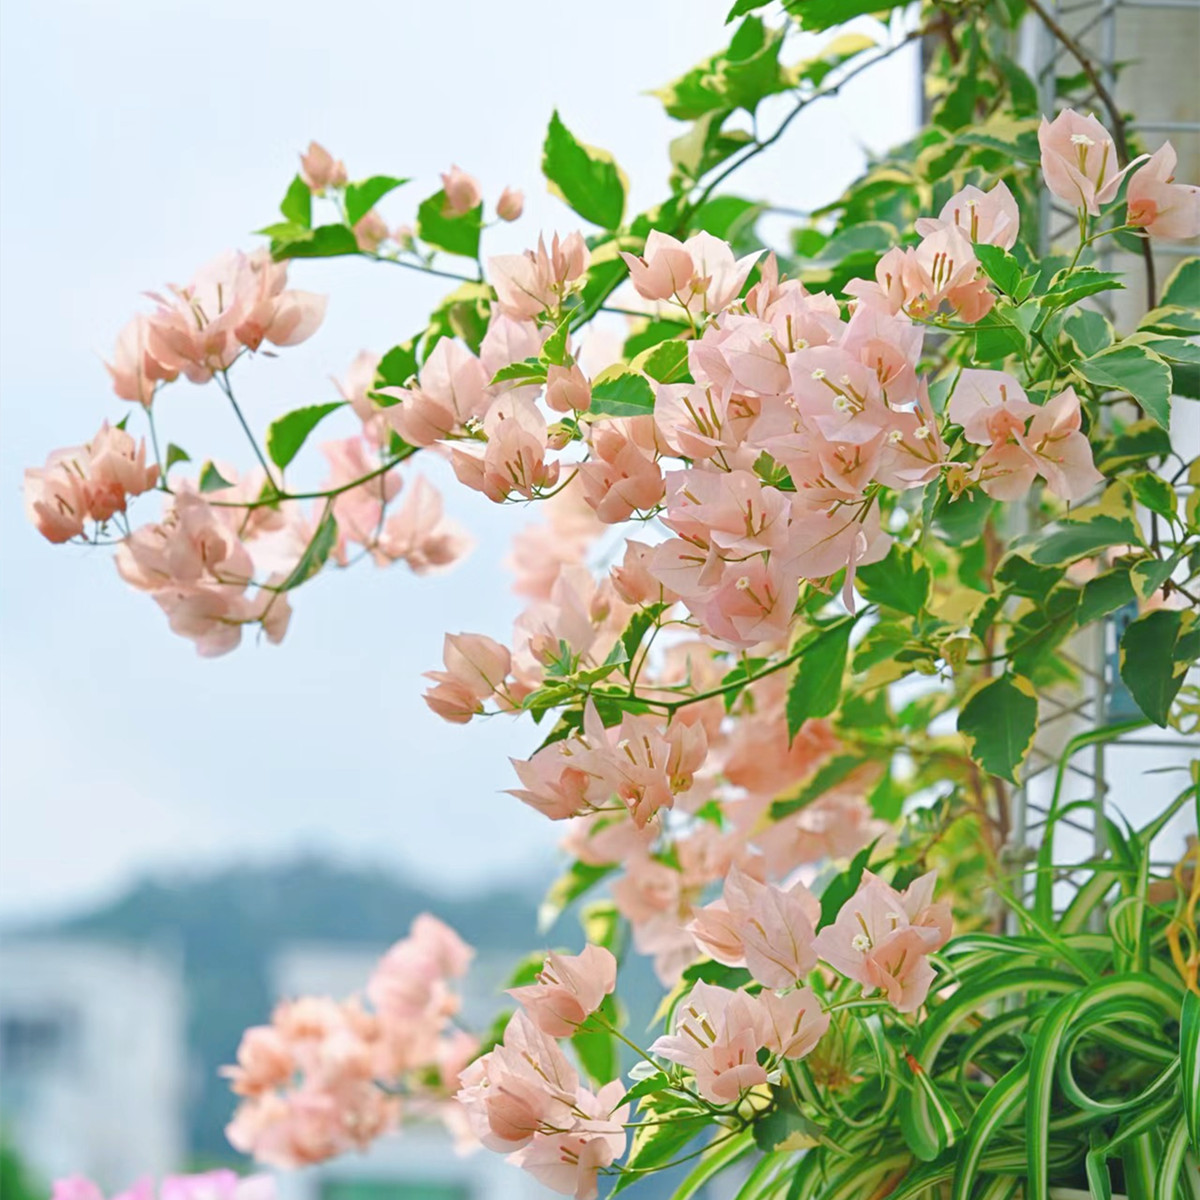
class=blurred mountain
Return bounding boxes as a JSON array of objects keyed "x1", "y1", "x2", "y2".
[{"x1": 17, "y1": 857, "x2": 548, "y2": 1162}]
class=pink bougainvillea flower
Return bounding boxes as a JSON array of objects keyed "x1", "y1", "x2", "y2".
[
  {"x1": 1039, "y1": 108, "x2": 1143, "y2": 215},
  {"x1": 378, "y1": 337, "x2": 489, "y2": 447},
  {"x1": 457, "y1": 1011, "x2": 580, "y2": 1152},
  {"x1": 496, "y1": 186, "x2": 525, "y2": 222},
  {"x1": 915, "y1": 181, "x2": 1020, "y2": 249},
  {"x1": 813, "y1": 871, "x2": 951, "y2": 1012},
  {"x1": 650, "y1": 981, "x2": 769, "y2": 1103},
  {"x1": 757, "y1": 986, "x2": 830, "y2": 1061},
  {"x1": 948, "y1": 369, "x2": 1038, "y2": 445},
  {"x1": 441, "y1": 165, "x2": 483, "y2": 215},
  {"x1": 622, "y1": 231, "x2": 761, "y2": 316},
  {"x1": 353, "y1": 209, "x2": 389, "y2": 253},
  {"x1": 545, "y1": 362, "x2": 592, "y2": 413},
  {"x1": 142, "y1": 250, "x2": 326, "y2": 383},
  {"x1": 423, "y1": 632, "x2": 512, "y2": 723},
  {"x1": 106, "y1": 313, "x2": 179, "y2": 406},
  {"x1": 25, "y1": 452, "x2": 88, "y2": 543},
  {"x1": 508, "y1": 1081, "x2": 628, "y2": 1200},
  {"x1": 1126, "y1": 142, "x2": 1200, "y2": 240},
  {"x1": 725, "y1": 866, "x2": 821, "y2": 988},
  {"x1": 489, "y1": 233, "x2": 589, "y2": 320},
  {"x1": 299, "y1": 141, "x2": 347, "y2": 191},
  {"x1": 378, "y1": 474, "x2": 473, "y2": 574},
  {"x1": 508, "y1": 943, "x2": 617, "y2": 1037},
  {"x1": 577, "y1": 416, "x2": 664, "y2": 523},
  {"x1": 448, "y1": 394, "x2": 559, "y2": 502},
  {"x1": 53, "y1": 1176, "x2": 274, "y2": 1200}
]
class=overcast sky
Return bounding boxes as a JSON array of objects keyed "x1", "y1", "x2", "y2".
[{"x1": 0, "y1": 0, "x2": 922, "y2": 919}]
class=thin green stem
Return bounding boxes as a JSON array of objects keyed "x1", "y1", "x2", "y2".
[{"x1": 215, "y1": 369, "x2": 278, "y2": 490}]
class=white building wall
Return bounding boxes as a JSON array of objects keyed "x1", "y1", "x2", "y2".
[{"x1": 0, "y1": 939, "x2": 187, "y2": 1188}]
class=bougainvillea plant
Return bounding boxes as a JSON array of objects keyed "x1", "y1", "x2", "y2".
[{"x1": 30, "y1": 0, "x2": 1200, "y2": 1195}]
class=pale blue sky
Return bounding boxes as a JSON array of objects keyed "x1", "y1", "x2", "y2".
[{"x1": 0, "y1": 0, "x2": 920, "y2": 917}]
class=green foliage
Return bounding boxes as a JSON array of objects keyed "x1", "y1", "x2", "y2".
[
  {"x1": 416, "y1": 190, "x2": 483, "y2": 258},
  {"x1": 543, "y1": 111, "x2": 626, "y2": 229},
  {"x1": 198, "y1": 460, "x2": 234, "y2": 492},
  {"x1": 1119, "y1": 608, "x2": 1200, "y2": 727},
  {"x1": 269, "y1": 222, "x2": 360, "y2": 260},
  {"x1": 279, "y1": 174, "x2": 312, "y2": 228},
  {"x1": 278, "y1": 504, "x2": 338, "y2": 590},
  {"x1": 957, "y1": 673, "x2": 1038, "y2": 782},
  {"x1": 1078, "y1": 343, "x2": 1174, "y2": 430},
  {"x1": 266, "y1": 402, "x2": 346, "y2": 469},
  {"x1": 344, "y1": 175, "x2": 408, "y2": 226},
  {"x1": 590, "y1": 370, "x2": 657, "y2": 416},
  {"x1": 785, "y1": 619, "x2": 853, "y2": 741}
]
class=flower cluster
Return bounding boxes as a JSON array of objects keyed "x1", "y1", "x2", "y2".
[
  {"x1": 53, "y1": 1175, "x2": 273, "y2": 1200},
  {"x1": 107, "y1": 250, "x2": 325, "y2": 404},
  {"x1": 458, "y1": 945, "x2": 624, "y2": 1200},
  {"x1": 25, "y1": 422, "x2": 159, "y2": 543},
  {"x1": 224, "y1": 914, "x2": 477, "y2": 1167}
]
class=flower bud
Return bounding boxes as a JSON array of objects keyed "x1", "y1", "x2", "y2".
[{"x1": 496, "y1": 187, "x2": 525, "y2": 222}]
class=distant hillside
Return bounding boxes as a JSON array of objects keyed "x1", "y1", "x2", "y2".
[{"x1": 26, "y1": 857, "x2": 549, "y2": 1162}]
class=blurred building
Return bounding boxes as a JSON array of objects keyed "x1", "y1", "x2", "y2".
[
  {"x1": 270, "y1": 944, "x2": 554, "y2": 1200},
  {"x1": 0, "y1": 939, "x2": 187, "y2": 1188}
]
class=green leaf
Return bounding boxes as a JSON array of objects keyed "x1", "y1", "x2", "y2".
[
  {"x1": 538, "y1": 860, "x2": 614, "y2": 931},
  {"x1": 376, "y1": 340, "x2": 420, "y2": 389},
  {"x1": 995, "y1": 554, "x2": 1066, "y2": 599},
  {"x1": 266, "y1": 402, "x2": 346, "y2": 470},
  {"x1": 685, "y1": 194, "x2": 762, "y2": 241},
  {"x1": 1139, "y1": 304, "x2": 1200, "y2": 337},
  {"x1": 975, "y1": 244, "x2": 1024, "y2": 296},
  {"x1": 1064, "y1": 308, "x2": 1114, "y2": 357},
  {"x1": 344, "y1": 175, "x2": 408, "y2": 227},
  {"x1": 639, "y1": 339, "x2": 692, "y2": 384},
  {"x1": 1093, "y1": 419, "x2": 1171, "y2": 472},
  {"x1": 1160, "y1": 256, "x2": 1199, "y2": 310},
  {"x1": 957, "y1": 673, "x2": 1038, "y2": 783},
  {"x1": 949, "y1": 1064, "x2": 1027, "y2": 1200},
  {"x1": 590, "y1": 371, "x2": 656, "y2": 417},
  {"x1": 855, "y1": 545, "x2": 931, "y2": 616},
  {"x1": 198, "y1": 461, "x2": 235, "y2": 492},
  {"x1": 670, "y1": 1130, "x2": 754, "y2": 1199},
  {"x1": 279, "y1": 175, "x2": 312, "y2": 228},
  {"x1": 620, "y1": 604, "x2": 666, "y2": 667},
  {"x1": 1128, "y1": 471, "x2": 1177, "y2": 518},
  {"x1": 572, "y1": 1022, "x2": 616, "y2": 1087},
  {"x1": 1182, "y1": 989, "x2": 1200, "y2": 1154},
  {"x1": 278, "y1": 505, "x2": 338, "y2": 591},
  {"x1": 270, "y1": 223, "x2": 360, "y2": 260},
  {"x1": 817, "y1": 840, "x2": 875, "y2": 929},
  {"x1": 491, "y1": 358, "x2": 548, "y2": 386},
  {"x1": 164, "y1": 443, "x2": 191, "y2": 475},
  {"x1": 1078, "y1": 567, "x2": 1135, "y2": 626},
  {"x1": 1078, "y1": 344, "x2": 1173, "y2": 430},
  {"x1": 784, "y1": 0, "x2": 908, "y2": 32},
  {"x1": 771, "y1": 754, "x2": 862, "y2": 820},
  {"x1": 784, "y1": 620, "x2": 852, "y2": 741},
  {"x1": 616, "y1": 1118, "x2": 709, "y2": 1191},
  {"x1": 654, "y1": 18, "x2": 791, "y2": 120},
  {"x1": 415, "y1": 191, "x2": 482, "y2": 259},
  {"x1": 623, "y1": 318, "x2": 691, "y2": 359},
  {"x1": 1039, "y1": 266, "x2": 1123, "y2": 312},
  {"x1": 619, "y1": 1072, "x2": 672, "y2": 1106},
  {"x1": 542, "y1": 111, "x2": 626, "y2": 230},
  {"x1": 903, "y1": 1054, "x2": 964, "y2": 1160},
  {"x1": 1027, "y1": 993, "x2": 1081, "y2": 1200},
  {"x1": 1119, "y1": 608, "x2": 1200, "y2": 727},
  {"x1": 1027, "y1": 513, "x2": 1143, "y2": 566}
]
